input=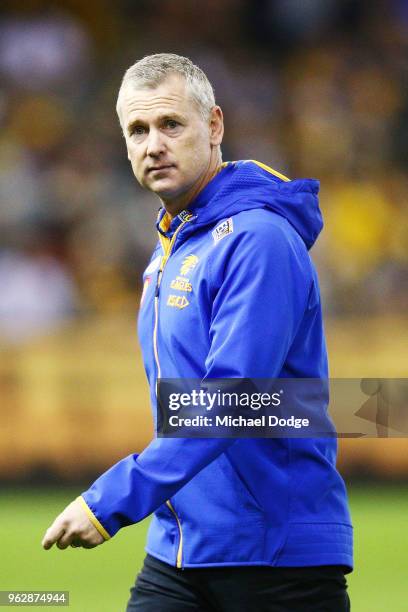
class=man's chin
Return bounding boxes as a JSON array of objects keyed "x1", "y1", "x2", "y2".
[{"x1": 146, "y1": 179, "x2": 185, "y2": 200}]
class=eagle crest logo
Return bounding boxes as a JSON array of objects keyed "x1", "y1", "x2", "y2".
[{"x1": 180, "y1": 255, "x2": 198, "y2": 276}]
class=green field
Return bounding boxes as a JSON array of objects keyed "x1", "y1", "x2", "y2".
[{"x1": 0, "y1": 485, "x2": 407, "y2": 611}]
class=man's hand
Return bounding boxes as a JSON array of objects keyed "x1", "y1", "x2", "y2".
[{"x1": 42, "y1": 498, "x2": 105, "y2": 550}]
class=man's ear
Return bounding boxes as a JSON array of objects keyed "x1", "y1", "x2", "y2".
[{"x1": 209, "y1": 106, "x2": 224, "y2": 147}]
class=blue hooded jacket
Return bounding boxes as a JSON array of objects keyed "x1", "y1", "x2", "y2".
[{"x1": 81, "y1": 160, "x2": 353, "y2": 570}]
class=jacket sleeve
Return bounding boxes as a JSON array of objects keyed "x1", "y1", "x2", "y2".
[{"x1": 81, "y1": 219, "x2": 312, "y2": 538}]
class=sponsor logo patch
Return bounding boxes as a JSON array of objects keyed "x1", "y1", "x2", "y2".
[
  {"x1": 167, "y1": 294, "x2": 190, "y2": 309},
  {"x1": 180, "y1": 255, "x2": 198, "y2": 276},
  {"x1": 212, "y1": 218, "x2": 233, "y2": 243}
]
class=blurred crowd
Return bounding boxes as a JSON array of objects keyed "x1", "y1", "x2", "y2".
[{"x1": 0, "y1": 0, "x2": 407, "y2": 344}]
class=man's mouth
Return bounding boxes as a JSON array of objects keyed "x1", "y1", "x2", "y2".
[{"x1": 147, "y1": 164, "x2": 175, "y2": 174}]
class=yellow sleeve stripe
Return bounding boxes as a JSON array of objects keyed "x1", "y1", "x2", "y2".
[
  {"x1": 250, "y1": 160, "x2": 290, "y2": 182},
  {"x1": 77, "y1": 496, "x2": 111, "y2": 541}
]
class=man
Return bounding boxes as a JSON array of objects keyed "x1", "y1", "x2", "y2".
[{"x1": 42, "y1": 54, "x2": 352, "y2": 611}]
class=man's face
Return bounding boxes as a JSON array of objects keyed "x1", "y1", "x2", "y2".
[{"x1": 118, "y1": 74, "x2": 218, "y2": 201}]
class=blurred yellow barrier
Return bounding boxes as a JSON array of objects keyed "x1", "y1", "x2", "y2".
[{"x1": 0, "y1": 315, "x2": 152, "y2": 480}]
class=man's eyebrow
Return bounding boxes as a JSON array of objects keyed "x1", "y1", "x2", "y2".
[
  {"x1": 160, "y1": 112, "x2": 186, "y2": 122},
  {"x1": 126, "y1": 119, "x2": 143, "y2": 135}
]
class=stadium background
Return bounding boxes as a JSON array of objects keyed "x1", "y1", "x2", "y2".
[{"x1": 0, "y1": 0, "x2": 407, "y2": 610}]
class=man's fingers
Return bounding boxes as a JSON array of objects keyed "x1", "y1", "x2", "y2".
[
  {"x1": 56, "y1": 530, "x2": 75, "y2": 550},
  {"x1": 80, "y1": 540, "x2": 98, "y2": 549},
  {"x1": 42, "y1": 498, "x2": 106, "y2": 551},
  {"x1": 42, "y1": 524, "x2": 65, "y2": 550}
]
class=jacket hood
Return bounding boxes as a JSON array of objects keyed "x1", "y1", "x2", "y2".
[{"x1": 187, "y1": 160, "x2": 322, "y2": 250}]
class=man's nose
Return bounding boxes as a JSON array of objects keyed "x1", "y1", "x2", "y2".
[{"x1": 146, "y1": 129, "x2": 166, "y2": 157}]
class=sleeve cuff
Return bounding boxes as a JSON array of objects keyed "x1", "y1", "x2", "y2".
[{"x1": 77, "y1": 496, "x2": 111, "y2": 541}]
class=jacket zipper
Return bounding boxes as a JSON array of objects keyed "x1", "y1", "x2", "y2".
[
  {"x1": 166, "y1": 499, "x2": 184, "y2": 568},
  {"x1": 153, "y1": 220, "x2": 187, "y2": 568}
]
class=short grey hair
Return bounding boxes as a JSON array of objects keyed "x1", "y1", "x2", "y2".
[{"x1": 117, "y1": 53, "x2": 216, "y2": 125}]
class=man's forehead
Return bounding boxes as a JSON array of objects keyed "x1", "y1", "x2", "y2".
[{"x1": 120, "y1": 75, "x2": 192, "y2": 115}]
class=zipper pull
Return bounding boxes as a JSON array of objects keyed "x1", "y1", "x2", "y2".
[{"x1": 155, "y1": 269, "x2": 162, "y2": 297}]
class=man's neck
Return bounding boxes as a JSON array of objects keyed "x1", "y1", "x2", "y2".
[{"x1": 161, "y1": 152, "x2": 222, "y2": 220}]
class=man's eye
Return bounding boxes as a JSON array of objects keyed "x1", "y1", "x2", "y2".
[
  {"x1": 132, "y1": 126, "x2": 146, "y2": 136},
  {"x1": 165, "y1": 120, "x2": 179, "y2": 129}
]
